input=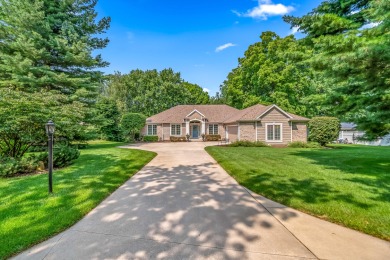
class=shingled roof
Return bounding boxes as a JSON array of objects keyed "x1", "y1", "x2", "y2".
[
  {"x1": 223, "y1": 104, "x2": 268, "y2": 123},
  {"x1": 146, "y1": 104, "x2": 309, "y2": 124},
  {"x1": 224, "y1": 104, "x2": 309, "y2": 123},
  {"x1": 146, "y1": 105, "x2": 240, "y2": 123}
]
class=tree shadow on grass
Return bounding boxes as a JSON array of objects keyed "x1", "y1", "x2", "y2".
[
  {"x1": 290, "y1": 146, "x2": 390, "y2": 205},
  {"x1": 240, "y1": 172, "x2": 372, "y2": 210},
  {"x1": 0, "y1": 149, "x2": 154, "y2": 259},
  {"x1": 14, "y1": 158, "x2": 313, "y2": 259}
]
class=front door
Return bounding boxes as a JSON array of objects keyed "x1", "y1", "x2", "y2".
[{"x1": 192, "y1": 125, "x2": 199, "y2": 138}]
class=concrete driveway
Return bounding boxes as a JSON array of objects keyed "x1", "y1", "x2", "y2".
[{"x1": 14, "y1": 142, "x2": 390, "y2": 260}]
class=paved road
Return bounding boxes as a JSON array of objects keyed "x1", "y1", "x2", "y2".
[{"x1": 14, "y1": 142, "x2": 390, "y2": 259}]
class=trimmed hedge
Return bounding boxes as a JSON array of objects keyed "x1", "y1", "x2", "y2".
[
  {"x1": 308, "y1": 117, "x2": 340, "y2": 146},
  {"x1": 205, "y1": 134, "x2": 221, "y2": 141},
  {"x1": 143, "y1": 135, "x2": 159, "y2": 142},
  {"x1": 170, "y1": 136, "x2": 187, "y2": 142},
  {"x1": 228, "y1": 140, "x2": 269, "y2": 147}
]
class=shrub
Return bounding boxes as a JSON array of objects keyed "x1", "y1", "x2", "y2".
[
  {"x1": 170, "y1": 136, "x2": 187, "y2": 142},
  {"x1": 228, "y1": 141, "x2": 269, "y2": 147},
  {"x1": 27, "y1": 145, "x2": 47, "y2": 153},
  {"x1": 205, "y1": 134, "x2": 221, "y2": 141},
  {"x1": 0, "y1": 156, "x2": 40, "y2": 177},
  {"x1": 143, "y1": 136, "x2": 159, "y2": 142},
  {"x1": 309, "y1": 117, "x2": 340, "y2": 146},
  {"x1": 0, "y1": 145, "x2": 80, "y2": 177},
  {"x1": 120, "y1": 113, "x2": 146, "y2": 141},
  {"x1": 52, "y1": 145, "x2": 80, "y2": 168},
  {"x1": 38, "y1": 145, "x2": 80, "y2": 168},
  {"x1": 288, "y1": 141, "x2": 321, "y2": 148}
]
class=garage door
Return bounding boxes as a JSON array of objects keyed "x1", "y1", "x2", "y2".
[{"x1": 228, "y1": 126, "x2": 238, "y2": 142}]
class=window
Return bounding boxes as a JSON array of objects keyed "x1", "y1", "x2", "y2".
[
  {"x1": 208, "y1": 124, "x2": 219, "y2": 135},
  {"x1": 171, "y1": 124, "x2": 181, "y2": 136},
  {"x1": 266, "y1": 124, "x2": 282, "y2": 141},
  {"x1": 147, "y1": 125, "x2": 157, "y2": 136}
]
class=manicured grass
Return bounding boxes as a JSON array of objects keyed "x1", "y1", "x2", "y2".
[
  {"x1": 0, "y1": 141, "x2": 156, "y2": 259},
  {"x1": 206, "y1": 145, "x2": 390, "y2": 240}
]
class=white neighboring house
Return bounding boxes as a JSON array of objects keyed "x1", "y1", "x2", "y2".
[{"x1": 339, "y1": 123, "x2": 390, "y2": 146}]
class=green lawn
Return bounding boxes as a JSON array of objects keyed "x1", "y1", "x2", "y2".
[
  {"x1": 206, "y1": 145, "x2": 390, "y2": 241},
  {"x1": 0, "y1": 141, "x2": 156, "y2": 259}
]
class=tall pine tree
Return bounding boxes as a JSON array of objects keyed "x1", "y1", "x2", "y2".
[
  {"x1": 0, "y1": 0, "x2": 110, "y2": 156},
  {"x1": 284, "y1": 0, "x2": 390, "y2": 138},
  {"x1": 0, "y1": 0, "x2": 110, "y2": 97}
]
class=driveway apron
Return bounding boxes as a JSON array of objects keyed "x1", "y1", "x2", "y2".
[{"x1": 13, "y1": 142, "x2": 390, "y2": 260}]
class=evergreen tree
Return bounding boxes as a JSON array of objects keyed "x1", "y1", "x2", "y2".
[
  {"x1": 0, "y1": 0, "x2": 110, "y2": 97},
  {"x1": 0, "y1": 0, "x2": 110, "y2": 155},
  {"x1": 284, "y1": 0, "x2": 390, "y2": 138}
]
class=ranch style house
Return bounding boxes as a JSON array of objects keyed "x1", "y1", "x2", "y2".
[{"x1": 142, "y1": 104, "x2": 309, "y2": 144}]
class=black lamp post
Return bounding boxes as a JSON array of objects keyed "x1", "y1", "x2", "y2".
[{"x1": 45, "y1": 120, "x2": 55, "y2": 193}]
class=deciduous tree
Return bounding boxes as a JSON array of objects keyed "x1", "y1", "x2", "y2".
[
  {"x1": 105, "y1": 69, "x2": 210, "y2": 116},
  {"x1": 183, "y1": 82, "x2": 210, "y2": 104},
  {"x1": 120, "y1": 113, "x2": 146, "y2": 141},
  {"x1": 0, "y1": 89, "x2": 84, "y2": 158},
  {"x1": 220, "y1": 31, "x2": 321, "y2": 117}
]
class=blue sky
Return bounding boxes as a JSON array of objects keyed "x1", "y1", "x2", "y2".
[{"x1": 95, "y1": 0, "x2": 322, "y2": 96}]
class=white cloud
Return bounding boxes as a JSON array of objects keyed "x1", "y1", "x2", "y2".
[
  {"x1": 360, "y1": 22, "x2": 381, "y2": 29},
  {"x1": 234, "y1": 0, "x2": 294, "y2": 20},
  {"x1": 289, "y1": 26, "x2": 299, "y2": 35},
  {"x1": 203, "y1": 88, "x2": 210, "y2": 93},
  {"x1": 215, "y1": 43, "x2": 236, "y2": 52},
  {"x1": 232, "y1": 10, "x2": 242, "y2": 17}
]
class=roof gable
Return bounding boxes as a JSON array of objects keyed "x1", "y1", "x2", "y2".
[
  {"x1": 186, "y1": 109, "x2": 205, "y2": 118},
  {"x1": 257, "y1": 104, "x2": 293, "y2": 119},
  {"x1": 224, "y1": 104, "x2": 309, "y2": 123}
]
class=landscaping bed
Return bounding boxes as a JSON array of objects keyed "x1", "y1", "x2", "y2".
[
  {"x1": 0, "y1": 141, "x2": 156, "y2": 259},
  {"x1": 205, "y1": 144, "x2": 390, "y2": 241}
]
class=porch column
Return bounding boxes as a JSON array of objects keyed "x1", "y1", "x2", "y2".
[
  {"x1": 201, "y1": 119, "x2": 205, "y2": 135},
  {"x1": 186, "y1": 120, "x2": 190, "y2": 135}
]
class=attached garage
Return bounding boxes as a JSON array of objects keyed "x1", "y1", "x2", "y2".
[{"x1": 227, "y1": 125, "x2": 238, "y2": 142}]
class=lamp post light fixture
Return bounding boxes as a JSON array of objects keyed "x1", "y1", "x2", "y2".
[{"x1": 45, "y1": 120, "x2": 55, "y2": 193}]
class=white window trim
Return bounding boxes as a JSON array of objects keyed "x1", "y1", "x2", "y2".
[
  {"x1": 170, "y1": 124, "x2": 182, "y2": 136},
  {"x1": 208, "y1": 124, "x2": 219, "y2": 135},
  {"x1": 265, "y1": 123, "x2": 283, "y2": 142},
  {"x1": 147, "y1": 124, "x2": 157, "y2": 136}
]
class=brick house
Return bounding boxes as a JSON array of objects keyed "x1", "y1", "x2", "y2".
[{"x1": 142, "y1": 104, "x2": 309, "y2": 144}]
